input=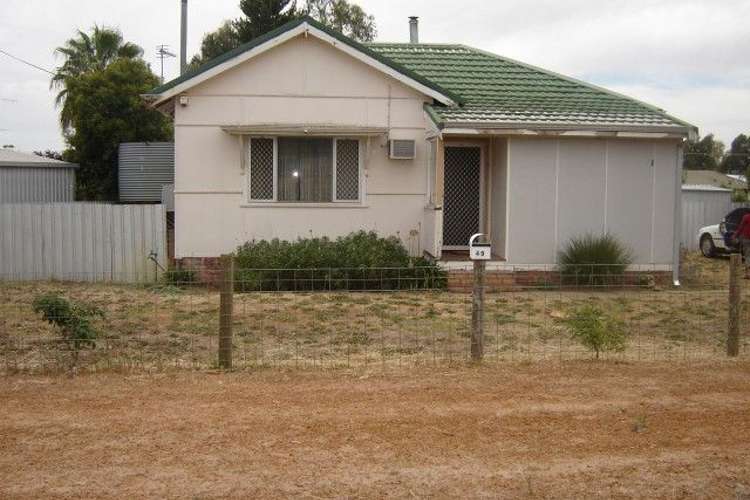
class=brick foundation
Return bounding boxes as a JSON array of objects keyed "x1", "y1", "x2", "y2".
[{"x1": 177, "y1": 257, "x2": 224, "y2": 286}]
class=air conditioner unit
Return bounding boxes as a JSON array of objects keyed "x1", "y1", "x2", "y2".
[{"x1": 389, "y1": 139, "x2": 416, "y2": 160}]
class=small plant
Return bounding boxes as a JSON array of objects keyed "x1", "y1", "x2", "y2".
[
  {"x1": 558, "y1": 233, "x2": 632, "y2": 287},
  {"x1": 564, "y1": 305, "x2": 626, "y2": 359},
  {"x1": 32, "y1": 294, "x2": 103, "y2": 363}
]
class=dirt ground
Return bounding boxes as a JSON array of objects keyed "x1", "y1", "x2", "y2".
[{"x1": 1, "y1": 361, "x2": 749, "y2": 499}]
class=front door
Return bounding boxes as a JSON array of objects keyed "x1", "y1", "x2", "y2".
[{"x1": 443, "y1": 145, "x2": 482, "y2": 249}]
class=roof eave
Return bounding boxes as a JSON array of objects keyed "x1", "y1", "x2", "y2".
[{"x1": 439, "y1": 121, "x2": 694, "y2": 139}]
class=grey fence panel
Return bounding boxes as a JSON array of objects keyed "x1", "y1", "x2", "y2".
[
  {"x1": 0, "y1": 203, "x2": 166, "y2": 282},
  {"x1": 681, "y1": 190, "x2": 734, "y2": 251}
]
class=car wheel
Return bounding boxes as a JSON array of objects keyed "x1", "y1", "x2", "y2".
[{"x1": 700, "y1": 234, "x2": 716, "y2": 258}]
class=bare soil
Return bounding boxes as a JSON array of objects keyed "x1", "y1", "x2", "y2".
[{"x1": 1, "y1": 361, "x2": 749, "y2": 498}]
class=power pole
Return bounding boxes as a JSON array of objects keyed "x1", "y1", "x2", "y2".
[
  {"x1": 156, "y1": 45, "x2": 176, "y2": 83},
  {"x1": 180, "y1": 0, "x2": 188, "y2": 75}
]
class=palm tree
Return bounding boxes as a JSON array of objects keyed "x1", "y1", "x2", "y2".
[{"x1": 52, "y1": 26, "x2": 143, "y2": 131}]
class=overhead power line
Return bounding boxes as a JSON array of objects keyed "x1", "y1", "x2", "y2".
[{"x1": 0, "y1": 48, "x2": 55, "y2": 75}]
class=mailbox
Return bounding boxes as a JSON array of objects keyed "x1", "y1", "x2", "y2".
[{"x1": 469, "y1": 233, "x2": 491, "y2": 261}]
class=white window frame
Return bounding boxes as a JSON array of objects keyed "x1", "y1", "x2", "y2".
[{"x1": 246, "y1": 136, "x2": 363, "y2": 205}]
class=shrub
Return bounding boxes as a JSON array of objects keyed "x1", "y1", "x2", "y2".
[
  {"x1": 233, "y1": 231, "x2": 445, "y2": 291},
  {"x1": 32, "y1": 294, "x2": 103, "y2": 358},
  {"x1": 564, "y1": 305, "x2": 626, "y2": 359},
  {"x1": 558, "y1": 233, "x2": 632, "y2": 286}
]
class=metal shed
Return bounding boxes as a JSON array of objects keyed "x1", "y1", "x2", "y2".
[
  {"x1": 0, "y1": 149, "x2": 77, "y2": 203},
  {"x1": 118, "y1": 142, "x2": 175, "y2": 202},
  {"x1": 681, "y1": 184, "x2": 733, "y2": 251}
]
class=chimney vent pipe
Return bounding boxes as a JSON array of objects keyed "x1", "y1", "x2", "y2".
[{"x1": 409, "y1": 16, "x2": 419, "y2": 44}]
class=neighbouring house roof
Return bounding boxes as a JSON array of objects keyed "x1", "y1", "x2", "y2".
[
  {"x1": 683, "y1": 170, "x2": 746, "y2": 191},
  {"x1": 146, "y1": 17, "x2": 696, "y2": 137},
  {"x1": 0, "y1": 149, "x2": 78, "y2": 169},
  {"x1": 682, "y1": 184, "x2": 732, "y2": 192}
]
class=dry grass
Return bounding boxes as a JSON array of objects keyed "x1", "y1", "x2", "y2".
[
  {"x1": 1, "y1": 252, "x2": 747, "y2": 372},
  {"x1": 1, "y1": 362, "x2": 749, "y2": 498}
]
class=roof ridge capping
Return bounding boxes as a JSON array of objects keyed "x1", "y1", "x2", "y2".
[
  {"x1": 145, "y1": 15, "x2": 463, "y2": 106},
  {"x1": 455, "y1": 44, "x2": 697, "y2": 135}
]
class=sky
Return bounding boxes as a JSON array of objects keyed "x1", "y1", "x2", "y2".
[{"x1": 1, "y1": 0, "x2": 748, "y2": 152}]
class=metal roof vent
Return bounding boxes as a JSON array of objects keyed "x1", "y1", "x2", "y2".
[
  {"x1": 409, "y1": 16, "x2": 419, "y2": 44},
  {"x1": 389, "y1": 139, "x2": 416, "y2": 160}
]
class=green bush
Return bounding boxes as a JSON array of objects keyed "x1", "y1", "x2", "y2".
[
  {"x1": 32, "y1": 293, "x2": 103, "y2": 352},
  {"x1": 233, "y1": 231, "x2": 445, "y2": 291},
  {"x1": 558, "y1": 233, "x2": 632, "y2": 286},
  {"x1": 565, "y1": 305, "x2": 627, "y2": 359}
]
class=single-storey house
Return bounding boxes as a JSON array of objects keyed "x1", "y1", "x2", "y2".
[
  {"x1": 0, "y1": 149, "x2": 77, "y2": 203},
  {"x1": 145, "y1": 16, "x2": 697, "y2": 283}
]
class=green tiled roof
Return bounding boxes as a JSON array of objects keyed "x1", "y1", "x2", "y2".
[
  {"x1": 148, "y1": 17, "x2": 694, "y2": 134},
  {"x1": 367, "y1": 43, "x2": 694, "y2": 133}
]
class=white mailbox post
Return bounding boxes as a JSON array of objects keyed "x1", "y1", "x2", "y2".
[
  {"x1": 469, "y1": 233, "x2": 491, "y2": 261},
  {"x1": 468, "y1": 233, "x2": 489, "y2": 361}
]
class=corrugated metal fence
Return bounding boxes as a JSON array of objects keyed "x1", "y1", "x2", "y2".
[
  {"x1": 681, "y1": 188, "x2": 746, "y2": 251},
  {"x1": 0, "y1": 203, "x2": 166, "y2": 282}
]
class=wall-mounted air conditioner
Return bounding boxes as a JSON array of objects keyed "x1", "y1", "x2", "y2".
[{"x1": 389, "y1": 139, "x2": 416, "y2": 160}]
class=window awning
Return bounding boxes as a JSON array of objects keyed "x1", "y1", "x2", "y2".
[{"x1": 221, "y1": 124, "x2": 388, "y2": 137}]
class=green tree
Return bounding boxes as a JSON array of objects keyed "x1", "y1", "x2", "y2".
[
  {"x1": 189, "y1": 0, "x2": 376, "y2": 68},
  {"x1": 303, "y1": 0, "x2": 376, "y2": 41},
  {"x1": 683, "y1": 133, "x2": 725, "y2": 170},
  {"x1": 235, "y1": 0, "x2": 300, "y2": 43},
  {"x1": 51, "y1": 26, "x2": 143, "y2": 131},
  {"x1": 63, "y1": 59, "x2": 172, "y2": 200},
  {"x1": 720, "y1": 134, "x2": 750, "y2": 176},
  {"x1": 188, "y1": 20, "x2": 243, "y2": 69}
]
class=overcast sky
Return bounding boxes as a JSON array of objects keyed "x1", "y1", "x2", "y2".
[{"x1": 1, "y1": 0, "x2": 748, "y2": 152}]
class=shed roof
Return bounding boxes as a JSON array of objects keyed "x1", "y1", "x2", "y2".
[
  {"x1": 0, "y1": 149, "x2": 78, "y2": 169},
  {"x1": 683, "y1": 170, "x2": 745, "y2": 191},
  {"x1": 682, "y1": 184, "x2": 732, "y2": 192},
  {"x1": 147, "y1": 17, "x2": 696, "y2": 136}
]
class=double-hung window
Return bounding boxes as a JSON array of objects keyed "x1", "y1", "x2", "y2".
[{"x1": 248, "y1": 137, "x2": 361, "y2": 203}]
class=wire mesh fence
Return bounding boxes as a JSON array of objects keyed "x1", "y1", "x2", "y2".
[{"x1": 1, "y1": 258, "x2": 748, "y2": 374}]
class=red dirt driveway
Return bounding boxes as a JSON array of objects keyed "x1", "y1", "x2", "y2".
[{"x1": 1, "y1": 361, "x2": 749, "y2": 498}]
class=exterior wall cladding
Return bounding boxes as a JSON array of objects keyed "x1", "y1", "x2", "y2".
[
  {"x1": 172, "y1": 33, "x2": 681, "y2": 279},
  {"x1": 0, "y1": 167, "x2": 75, "y2": 203}
]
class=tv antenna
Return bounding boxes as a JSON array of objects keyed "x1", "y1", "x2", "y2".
[{"x1": 156, "y1": 44, "x2": 176, "y2": 83}]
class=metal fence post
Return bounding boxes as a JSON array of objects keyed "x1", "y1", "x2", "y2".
[
  {"x1": 218, "y1": 254, "x2": 234, "y2": 369},
  {"x1": 471, "y1": 260, "x2": 485, "y2": 361},
  {"x1": 728, "y1": 253, "x2": 741, "y2": 357}
]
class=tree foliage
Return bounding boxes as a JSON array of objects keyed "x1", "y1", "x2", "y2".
[
  {"x1": 62, "y1": 58, "x2": 172, "y2": 200},
  {"x1": 52, "y1": 26, "x2": 143, "y2": 132},
  {"x1": 51, "y1": 26, "x2": 172, "y2": 201},
  {"x1": 683, "y1": 134, "x2": 725, "y2": 171},
  {"x1": 303, "y1": 0, "x2": 376, "y2": 41},
  {"x1": 720, "y1": 133, "x2": 750, "y2": 177},
  {"x1": 189, "y1": 0, "x2": 376, "y2": 68}
]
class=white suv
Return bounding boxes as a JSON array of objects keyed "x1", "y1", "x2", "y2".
[{"x1": 698, "y1": 207, "x2": 750, "y2": 257}]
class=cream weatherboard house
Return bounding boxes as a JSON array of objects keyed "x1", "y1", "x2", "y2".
[{"x1": 145, "y1": 17, "x2": 696, "y2": 283}]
